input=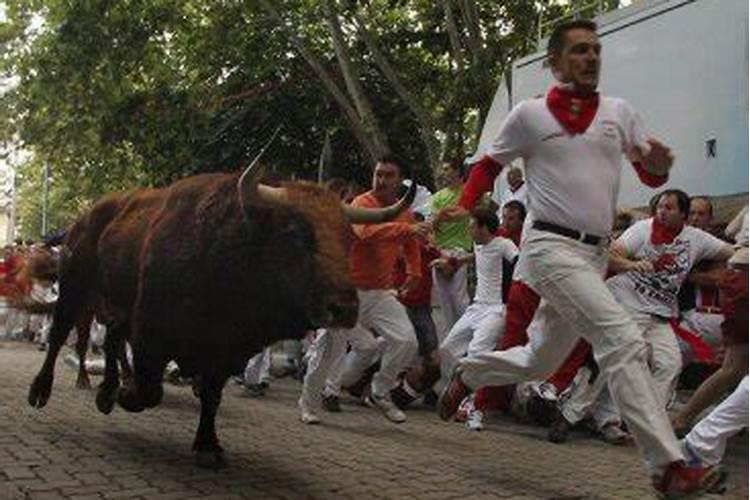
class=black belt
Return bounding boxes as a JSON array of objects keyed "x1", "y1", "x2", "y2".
[{"x1": 532, "y1": 220, "x2": 604, "y2": 246}]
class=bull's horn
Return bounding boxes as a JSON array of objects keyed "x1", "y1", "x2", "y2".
[
  {"x1": 343, "y1": 181, "x2": 417, "y2": 224},
  {"x1": 237, "y1": 127, "x2": 284, "y2": 212},
  {"x1": 238, "y1": 163, "x2": 288, "y2": 211}
]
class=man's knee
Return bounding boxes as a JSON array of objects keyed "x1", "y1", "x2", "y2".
[
  {"x1": 401, "y1": 333, "x2": 419, "y2": 355},
  {"x1": 595, "y1": 335, "x2": 649, "y2": 375}
]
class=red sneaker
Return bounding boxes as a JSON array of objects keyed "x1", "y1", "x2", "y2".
[
  {"x1": 437, "y1": 369, "x2": 470, "y2": 422},
  {"x1": 652, "y1": 460, "x2": 722, "y2": 498}
]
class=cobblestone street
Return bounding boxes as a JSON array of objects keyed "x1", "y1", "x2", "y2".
[{"x1": 0, "y1": 341, "x2": 746, "y2": 500}]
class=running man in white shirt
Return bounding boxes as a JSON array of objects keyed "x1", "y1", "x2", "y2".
[
  {"x1": 436, "y1": 19, "x2": 722, "y2": 497},
  {"x1": 437, "y1": 208, "x2": 518, "y2": 384}
]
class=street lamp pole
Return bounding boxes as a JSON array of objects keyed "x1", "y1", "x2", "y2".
[{"x1": 41, "y1": 162, "x2": 50, "y2": 237}]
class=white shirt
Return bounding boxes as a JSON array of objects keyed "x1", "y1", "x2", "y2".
[
  {"x1": 485, "y1": 95, "x2": 649, "y2": 236},
  {"x1": 728, "y1": 206, "x2": 748, "y2": 247},
  {"x1": 607, "y1": 219, "x2": 732, "y2": 318},
  {"x1": 473, "y1": 237, "x2": 519, "y2": 304}
]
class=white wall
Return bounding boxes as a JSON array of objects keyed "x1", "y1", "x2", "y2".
[{"x1": 477, "y1": 0, "x2": 749, "y2": 208}]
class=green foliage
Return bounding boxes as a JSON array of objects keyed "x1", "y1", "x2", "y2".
[{"x1": 1, "y1": 0, "x2": 622, "y2": 232}]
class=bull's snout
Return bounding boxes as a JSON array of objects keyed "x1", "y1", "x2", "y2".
[{"x1": 326, "y1": 289, "x2": 359, "y2": 329}]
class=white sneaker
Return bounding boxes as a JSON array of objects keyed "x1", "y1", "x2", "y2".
[
  {"x1": 299, "y1": 401, "x2": 321, "y2": 425},
  {"x1": 367, "y1": 393, "x2": 406, "y2": 423},
  {"x1": 537, "y1": 381, "x2": 559, "y2": 402},
  {"x1": 466, "y1": 409, "x2": 484, "y2": 431}
]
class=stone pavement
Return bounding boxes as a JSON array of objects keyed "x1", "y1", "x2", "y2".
[{"x1": 0, "y1": 341, "x2": 746, "y2": 500}]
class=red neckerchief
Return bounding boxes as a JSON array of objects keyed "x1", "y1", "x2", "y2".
[
  {"x1": 496, "y1": 227, "x2": 522, "y2": 248},
  {"x1": 546, "y1": 86, "x2": 599, "y2": 135},
  {"x1": 651, "y1": 217, "x2": 684, "y2": 245}
]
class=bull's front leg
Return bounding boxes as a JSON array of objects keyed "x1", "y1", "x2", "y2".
[
  {"x1": 193, "y1": 373, "x2": 228, "y2": 470},
  {"x1": 116, "y1": 338, "x2": 166, "y2": 413}
]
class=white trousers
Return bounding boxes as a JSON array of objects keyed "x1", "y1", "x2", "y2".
[
  {"x1": 244, "y1": 347, "x2": 271, "y2": 385},
  {"x1": 432, "y1": 249, "x2": 470, "y2": 339},
  {"x1": 678, "y1": 310, "x2": 724, "y2": 364},
  {"x1": 299, "y1": 289, "x2": 417, "y2": 409},
  {"x1": 559, "y1": 365, "x2": 620, "y2": 430},
  {"x1": 685, "y1": 376, "x2": 748, "y2": 466},
  {"x1": 324, "y1": 334, "x2": 385, "y2": 397},
  {"x1": 560, "y1": 308, "x2": 683, "y2": 425},
  {"x1": 459, "y1": 229, "x2": 684, "y2": 471},
  {"x1": 440, "y1": 302, "x2": 505, "y2": 378}
]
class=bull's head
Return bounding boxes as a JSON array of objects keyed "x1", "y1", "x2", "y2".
[{"x1": 237, "y1": 163, "x2": 415, "y2": 329}]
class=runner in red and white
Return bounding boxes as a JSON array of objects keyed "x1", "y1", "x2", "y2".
[
  {"x1": 607, "y1": 190, "x2": 733, "y2": 400},
  {"x1": 554, "y1": 189, "x2": 733, "y2": 440},
  {"x1": 437, "y1": 208, "x2": 518, "y2": 403},
  {"x1": 436, "y1": 19, "x2": 722, "y2": 497}
]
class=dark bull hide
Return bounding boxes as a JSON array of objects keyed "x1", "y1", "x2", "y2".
[{"x1": 29, "y1": 162, "x2": 416, "y2": 468}]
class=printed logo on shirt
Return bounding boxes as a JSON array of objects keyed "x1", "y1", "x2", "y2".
[
  {"x1": 630, "y1": 239, "x2": 691, "y2": 307},
  {"x1": 599, "y1": 120, "x2": 619, "y2": 141}
]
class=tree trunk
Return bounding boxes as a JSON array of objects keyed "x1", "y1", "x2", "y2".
[
  {"x1": 352, "y1": 9, "x2": 440, "y2": 172},
  {"x1": 441, "y1": 0, "x2": 465, "y2": 72},
  {"x1": 441, "y1": 0, "x2": 469, "y2": 162},
  {"x1": 323, "y1": 0, "x2": 390, "y2": 159},
  {"x1": 257, "y1": 0, "x2": 379, "y2": 164}
]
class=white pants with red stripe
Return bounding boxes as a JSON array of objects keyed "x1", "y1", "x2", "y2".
[
  {"x1": 678, "y1": 310, "x2": 724, "y2": 364},
  {"x1": 684, "y1": 375, "x2": 748, "y2": 466},
  {"x1": 459, "y1": 228, "x2": 684, "y2": 472}
]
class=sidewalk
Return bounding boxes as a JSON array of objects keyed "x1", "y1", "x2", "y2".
[{"x1": 0, "y1": 340, "x2": 746, "y2": 499}]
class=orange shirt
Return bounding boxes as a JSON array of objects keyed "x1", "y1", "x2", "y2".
[{"x1": 349, "y1": 192, "x2": 421, "y2": 290}]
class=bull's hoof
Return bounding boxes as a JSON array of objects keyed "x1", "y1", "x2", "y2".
[
  {"x1": 28, "y1": 374, "x2": 52, "y2": 408},
  {"x1": 195, "y1": 450, "x2": 226, "y2": 470},
  {"x1": 116, "y1": 387, "x2": 145, "y2": 413},
  {"x1": 76, "y1": 374, "x2": 92, "y2": 390},
  {"x1": 96, "y1": 385, "x2": 117, "y2": 415}
]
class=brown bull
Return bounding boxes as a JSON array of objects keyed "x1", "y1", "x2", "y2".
[
  {"x1": 29, "y1": 162, "x2": 415, "y2": 469},
  {"x1": 27, "y1": 190, "x2": 156, "y2": 408}
]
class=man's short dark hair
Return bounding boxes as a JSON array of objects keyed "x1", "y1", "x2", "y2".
[
  {"x1": 443, "y1": 159, "x2": 464, "y2": 179},
  {"x1": 547, "y1": 19, "x2": 597, "y2": 56},
  {"x1": 376, "y1": 154, "x2": 410, "y2": 179},
  {"x1": 690, "y1": 195, "x2": 714, "y2": 217},
  {"x1": 658, "y1": 189, "x2": 691, "y2": 218},
  {"x1": 471, "y1": 207, "x2": 500, "y2": 234},
  {"x1": 502, "y1": 200, "x2": 527, "y2": 221}
]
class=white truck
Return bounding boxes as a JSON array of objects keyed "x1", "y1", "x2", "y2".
[{"x1": 476, "y1": 0, "x2": 748, "y2": 211}]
